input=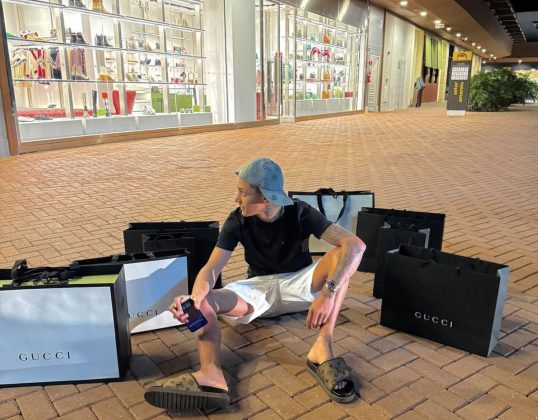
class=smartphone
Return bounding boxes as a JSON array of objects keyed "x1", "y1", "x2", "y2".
[{"x1": 180, "y1": 298, "x2": 208, "y2": 332}]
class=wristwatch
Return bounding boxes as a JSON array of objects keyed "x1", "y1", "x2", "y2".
[{"x1": 324, "y1": 280, "x2": 340, "y2": 295}]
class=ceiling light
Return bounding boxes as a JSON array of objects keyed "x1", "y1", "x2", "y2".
[
  {"x1": 482, "y1": 48, "x2": 486, "y2": 53},
  {"x1": 472, "y1": 42, "x2": 476, "y2": 46},
  {"x1": 420, "y1": 11, "x2": 427, "y2": 17},
  {"x1": 494, "y1": 56, "x2": 497, "y2": 59},
  {"x1": 399, "y1": 1, "x2": 408, "y2": 6},
  {"x1": 490, "y1": 54, "x2": 494, "y2": 57},
  {"x1": 518, "y1": 59, "x2": 522, "y2": 64},
  {"x1": 464, "y1": 37, "x2": 468, "y2": 41},
  {"x1": 477, "y1": 45, "x2": 481, "y2": 49},
  {"x1": 434, "y1": 19, "x2": 441, "y2": 24},
  {"x1": 456, "y1": 32, "x2": 461, "y2": 37},
  {"x1": 446, "y1": 27, "x2": 452, "y2": 32}
]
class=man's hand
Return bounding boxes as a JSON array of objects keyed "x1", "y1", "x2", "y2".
[
  {"x1": 169, "y1": 295, "x2": 191, "y2": 324},
  {"x1": 306, "y1": 293, "x2": 335, "y2": 329}
]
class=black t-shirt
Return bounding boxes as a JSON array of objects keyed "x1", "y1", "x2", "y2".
[{"x1": 216, "y1": 200, "x2": 332, "y2": 278}]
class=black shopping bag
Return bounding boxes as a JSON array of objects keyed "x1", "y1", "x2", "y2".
[
  {"x1": 288, "y1": 188, "x2": 374, "y2": 254},
  {"x1": 0, "y1": 260, "x2": 131, "y2": 386},
  {"x1": 356, "y1": 207, "x2": 445, "y2": 272},
  {"x1": 372, "y1": 224, "x2": 430, "y2": 298},
  {"x1": 123, "y1": 221, "x2": 221, "y2": 290},
  {"x1": 71, "y1": 250, "x2": 190, "y2": 333},
  {"x1": 380, "y1": 244, "x2": 510, "y2": 357}
]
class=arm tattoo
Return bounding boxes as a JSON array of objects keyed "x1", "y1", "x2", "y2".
[{"x1": 321, "y1": 224, "x2": 364, "y2": 287}]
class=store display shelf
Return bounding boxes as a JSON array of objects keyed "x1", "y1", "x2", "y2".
[
  {"x1": 18, "y1": 117, "x2": 84, "y2": 141},
  {"x1": 12, "y1": 78, "x2": 206, "y2": 86},
  {"x1": 84, "y1": 115, "x2": 137, "y2": 135},
  {"x1": 7, "y1": 38, "x2": 206, "y2": 60},
  {"x1": 179, "y1": 111, "x2": 212, "y2": 126},
  {"x1": 294, "y1": 58, "x2": 349, "y2": 67},
  {"x1": 4, "y1": 0, "x2": 204, "y2": 33},
  {"x1": 294, "y1": 97, "x2": 353, "y2": 116},
  {"x1": 136, "y1": 113, "x2": 179, "y2": 130},
  {"x1": 292, "y1": 36, "x2": 348, "y2": 50},
  {"x1": 18, "y1": 111, "x2": 215, "y2": 141},
  {"x1": 293, "y1": 15, "x2": 356, "y2": 35}
]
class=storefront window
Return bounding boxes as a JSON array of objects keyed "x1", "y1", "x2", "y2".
[
  {"x1": 3, "y1": 0, "x2": 214, "y2": 142},
  {"x1": 280, "y1": 4, "x2": 365, "y2": 119},
  {"x1": 255, "y1": 0, "x2": 280, "y2": 121}
]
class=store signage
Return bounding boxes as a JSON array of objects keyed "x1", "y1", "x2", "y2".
[
  {"x1": 447, "y1": 51, "x2": 472, "y2": 116},
  {"x1": 435, "y1": 22, "x2": 445, "y2": 29}
]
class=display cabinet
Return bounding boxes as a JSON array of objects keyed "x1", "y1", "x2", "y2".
[
  {"x1": 281, "y1": 6, "x2": 361, "y2": 118},
  {"x1": 2, "y1": 0, "x2": 211, "y2": 142}
]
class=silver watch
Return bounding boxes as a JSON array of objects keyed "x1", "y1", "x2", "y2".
[{"x1": 324, "y1": 280, "x2": 340, "y2": 294}]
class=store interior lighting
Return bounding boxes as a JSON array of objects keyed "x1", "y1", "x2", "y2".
[
  {"x1": 434, "y1": 19, "x2": 441, "y2": 24},
  {"x1": 399, "y1": 1, "x2": 408, "y2": 6},
  {"x1": 419, "y1": 11, "x2": 427, "y2": 17},
  {"x1": 446, "y1": 26, "x2": 452, "y2": 32},
  {"x1": 456, "y1": 32, "x2": 461, "y2": 37}
]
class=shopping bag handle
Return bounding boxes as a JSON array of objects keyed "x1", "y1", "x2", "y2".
[
  {"x1": 316, "y1": 190, "x2": 348, "y2": 223},
  {"x1": 419, "y1": 260, "x2": 462, "y2": 275},
  {"x1": 6, "y1": 260, "x2": 78, "y2": 287}
]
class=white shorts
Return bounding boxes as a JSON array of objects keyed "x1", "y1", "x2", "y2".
[{"x1": 220, "y1": 261, "x2": 320, "y2": 324}]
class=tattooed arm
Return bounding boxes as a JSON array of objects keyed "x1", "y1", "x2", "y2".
[{"x1": 320, "y1": 224, "x2": 365, "y2": 287}]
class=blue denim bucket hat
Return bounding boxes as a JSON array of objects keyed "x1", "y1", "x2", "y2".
[{"x1": 237, "y1": 158, "x2": 294, "y2": 206}]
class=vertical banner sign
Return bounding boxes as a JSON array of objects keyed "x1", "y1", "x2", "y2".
[{"x1": 447, "y1": 51, "x2": 472, "y2": 116}]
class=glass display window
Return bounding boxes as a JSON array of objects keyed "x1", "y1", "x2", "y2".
[
  {"x1": 280, "y1": 4, "x2": 365, "y2": 118},
  {"x1": 2, "y1": 0, "x2": 210, "y2": 142}
]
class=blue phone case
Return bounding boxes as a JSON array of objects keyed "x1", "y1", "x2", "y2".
[{"x1": 181, "y1": 299, "x2": 208, "y2": 332}]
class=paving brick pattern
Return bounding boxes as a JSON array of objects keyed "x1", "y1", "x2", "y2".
[{"x1": 0, "y1": 103, "x2": 537, "y2": 419}]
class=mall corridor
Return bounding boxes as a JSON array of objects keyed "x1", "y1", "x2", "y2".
[{"x1": 0, "y1": 104, "x2": 537, "y2": 419}]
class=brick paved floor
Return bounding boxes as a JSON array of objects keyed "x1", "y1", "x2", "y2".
[{"x1": 0, "y1": 103, "x2": 537, "y2": 419}]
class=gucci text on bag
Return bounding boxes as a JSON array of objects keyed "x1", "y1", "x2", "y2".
[
  {"x1": 19, "y1": 351, "x2": 72, "y2": 361},
  {"x1": 129, "y1": 309, "x2": 159, "y2": 320},
  {"x1": 414, "y1": 311, "x2": 453, "y2": 328}
]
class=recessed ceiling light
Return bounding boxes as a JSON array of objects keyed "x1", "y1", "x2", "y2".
[
  {"x1": 482, "y1": 48, "x2": 486, "y2": 53},
  {"x1": 490, "y1": 54, "x2": 494, "y2": 57},
  {"x1": 518, "y1": 59, "x2": 522, "y2": 64},
  {"x1": 456, "y1": 32, "x2": 461, "y2": 37},
  {"x1": 477, "y1": 45, "x2": 481, "y2": 49},
  {"x1": 472, "y1": 42, "x2": 476, "y2": 46},
  {"x1": 399, "y1": 1, "x2": 408, "y2": 6},
  {"x1": 446, "y1": 27, "x2": 452, "y2": 32},
  {"x1": 434, "y1": 19, "x2": 441, "y2": 24},
  {"x1": 420, "y1": 11, "x2": 427, "y2": 17},
  {"x1": 494, "y1": 56, "x2": 497, "y2": 59},
  {"x1": 464, "y1": 37, "x2": 468, "y2": 41}
]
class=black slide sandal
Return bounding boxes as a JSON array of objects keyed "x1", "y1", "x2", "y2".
[
  {"x1": 144, "y1": 373, "x2": 230, "y2": 412},
  {"x1": 306, "y1": 358, "x2": 357, "y2": 403}
]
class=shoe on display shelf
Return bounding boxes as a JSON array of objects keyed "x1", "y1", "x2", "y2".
[
  {"x1": 35, "y1": 114, "x2": 54, "y2": 121},
  {"x1": 76, "y1": 32, "x2": 88, "y2": 44},
  {"x1": 95, "y1": 34, "x2": 114, "y2": 47},
  {"x1": 143, "y1": 105, "x2": 156, "y2": 115},
  {"x1": 6, "y1": 32, "x2": 20, "y2": 39},
  {"x1": 69, "y1": 0, "x2": 87, "y2": 9}
]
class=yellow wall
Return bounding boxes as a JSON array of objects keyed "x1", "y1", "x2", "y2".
[{"x1": 437, "y1": 40, "x2": 449, "y2": 102}]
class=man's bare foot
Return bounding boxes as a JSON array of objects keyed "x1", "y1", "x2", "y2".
[{"x1": 192, "y1": 365, "x2": 228, "y2": 392}]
